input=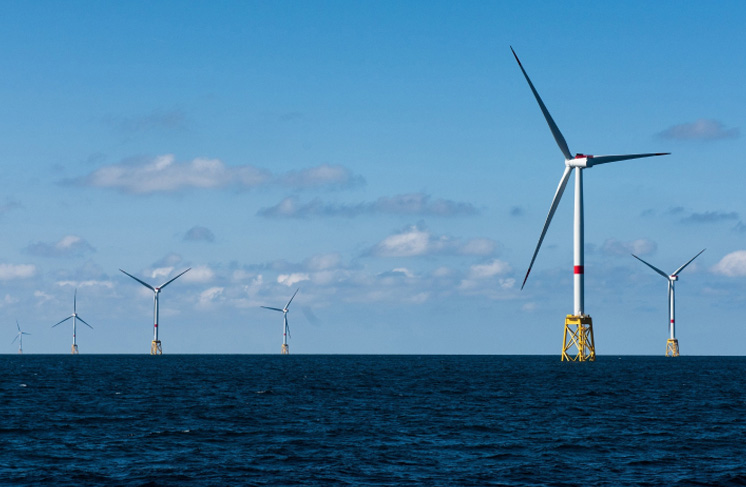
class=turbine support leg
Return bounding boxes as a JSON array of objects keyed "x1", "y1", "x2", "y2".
[
  {"x1": 151, "y1": 340, "x2": 162, "y2": 355},
  {"x1": 562, "y1": 315, "x2": 595, "y2": 362},
  {"x1": 666, "y1": 338, "x2": 679, "y2": 357},
  {"x1": 71, "y1": 344, "x2": 79, "y2": 355},
  {"x1": 281, "y1": 344, "x2": 289, "y2": 355}
]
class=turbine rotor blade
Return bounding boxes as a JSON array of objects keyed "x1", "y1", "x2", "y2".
[
  {"x1": 285, "y1": 288, "x2": 299, "y2": 310},
  {"x1": 120, "y1": 269, "x2": 156, "y2": 292},
  {"x1": 52, "y1": 315, "x2": 74, "y2": 328},
  {"x1": 159, "y1": 268, "x2": 191, "y2": 290},
  {"x1": 511, "y1": 47, "x2": 572, "y2": 161},
  {"x1": 77, "y1": 316, "x2": 94, "y2": 330},
  {"x1": 11, "y1": 335, "x2": 18, "y2": 344},
  {"x1": 672, "y1": 248, "x2": 706, "y2": 277},
  {"x1": 631, "y1": 254, "x2": 669, "y2": 279},
  {"x1": 585, "y1": 153, "x2": 670, "y2": 167},
  {"x1": 522, "y1": 166, "x2": 573, "y2": 289},
  {"x1": 74, "y1": 288, "x2": 77, "y2": 313},
  {"x1": 16, "y1": 320, "x2": 21, "y2": 332},
  {"x1": 261, "y1": 306, "x2": 284, "y2": 312}
]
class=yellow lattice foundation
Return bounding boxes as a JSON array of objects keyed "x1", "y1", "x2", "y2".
[
  {"x1": 281, "y1": 344, "x2": 289, "y2": 355},
  {"x1": 71, "y1": 344, "x2": 79, "y2": 355},
  {"x1": 562, "y1": 315, "x2": 595, "y2": 362},
  {"x1": 666, "y1": 338, "x2": 679, "y2": 357},
  {"x1": 151, "y1": 340, "x2": 162, "y2": 355}
]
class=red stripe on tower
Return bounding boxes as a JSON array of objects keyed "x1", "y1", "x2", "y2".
[{"x1": 574, "y1": 266, "x2": 584, "y2": 274}]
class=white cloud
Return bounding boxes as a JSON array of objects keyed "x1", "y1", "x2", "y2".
[
  {"x1": 77, "y1": 155, "x2": 363, "y2": 194},
  {"x1": 198, "y1": 287, "x2": 224, "y2": 308},
  {"x1": 658, "y1": 119, "x2": 739, "y2": 141},
  {"x1": 276, "y1": 164, "x2": 364, "y2": 190},
  {"x1": 374, "y1": 227, "x2": 430, "y2": 257},
  {"x1": 712, "y1": 251, "x2": 746, "y2": 277},
  {"x1": 258, "y1": 193, "x2": 477, "y2": 219},
  {"x1": 151, "y1": 267, "x2": 175, "y2": 280},
  {"x1": 602, "y1": 238, "x2": 657, "y2": 256},
  {"x1": 468, "y1": 260, "x2": 512, "y2": 279},
  {"x1": 370, "y1": 225, "x2": 497, "y2": 258},
  {"x1": 183, "y1": 265, "x2": 214, "y2": 283},
  {"x1": 56, "y1": 280, "x2": 114, "y2": 289},
  {"x1": 278, "y1": 273, "x2": 310, "y2": 287},
  {"x1": 0, "y1": 264, "x2": 36, "y2": 280},
  {"x1": 25, "y1": 235, "x2": 95, "y2": 258}
]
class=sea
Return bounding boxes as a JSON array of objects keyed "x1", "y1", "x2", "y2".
[{"x1": 1, "y1": 355, "x2": 745, "y2": 486}]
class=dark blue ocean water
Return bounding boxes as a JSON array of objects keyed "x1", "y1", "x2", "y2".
[{"x1": 1, "y1": 355, "x2": 745, "y2": 486}]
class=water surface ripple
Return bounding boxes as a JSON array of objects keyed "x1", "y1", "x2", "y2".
[{"x1": 2, "y1": 355, "x2": 745, "y2": 486}]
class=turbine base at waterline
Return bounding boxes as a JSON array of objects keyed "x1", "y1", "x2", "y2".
[
  {"x1": 281, "y1": 343, "x2": 289, "y2": 355},
  {"x1": 562, "y1": 315, "x2": 595, "y2": 362},
  {"x1": 666, "y1": 338, "x2": 680, "y2": 357},
  {"x1": 151, "y1": 340, "x2": 162, "y2": 355},
  {"x1": 72, "y1": 344, "x2": 79, "y2": 355}
]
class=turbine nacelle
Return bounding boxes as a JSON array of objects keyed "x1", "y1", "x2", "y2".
[
  {"x1": 670, "y1": 275, "x2": 679, "y2": 281},
  {"x1": 566, "y1": 154, "x2": 593, "y2": 168}
]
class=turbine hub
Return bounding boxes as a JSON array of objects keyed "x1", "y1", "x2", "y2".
[{"x1": 566, "y1": 154, "x2": 593, "y2": 168}]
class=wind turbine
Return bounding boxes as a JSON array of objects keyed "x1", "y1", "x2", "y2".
[
  {"x1": 120, "y1": 267, "x2": 191, "y2": 355},
  {"x1": 261, "y1": 288, "x2": 299, "y2": 354},
  {"x1": 512, "y1": 47, "x2": 670, "y2": 361},
  {"x1": 632, "y1": 249, "x2": 705, "y2": 357},
  {"x1": 52, "y1": 289, "x2": 93, "y2": 354},
  {"x1": 12, "y1": 320, "x2": 30, "y2": 354}
]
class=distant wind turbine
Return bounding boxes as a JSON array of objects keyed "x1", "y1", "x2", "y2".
[
  {"x1": 261, "y1": 288, "x2": 299, "y2": 354},
  {"x1": 632, "y1": 249, "x2": 705, "y2": 357},
  {"x1": 512, "y1": 46, "x2": 669, "y2": 361},
  {"x1": 120, "y1": 267, "x2": 191, "y2": 355},
  {"x1": 12, "y1": 320, "x2": 30, "y2": 354},
  {"x1": 52, "y1": 289, "x2": 93, "y2": 354}
]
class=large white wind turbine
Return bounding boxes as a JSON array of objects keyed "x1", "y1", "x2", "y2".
[
  {"x1": 632, "y1": 249, "x2": 705, "y2": 357},
  {"x1": 120, "y1": 267, "x2": 191, "y2": 355},
  {"x1": 261, "y1": 288, "x2": 299, "y2": 354},
  {"x1": 52, "y1": 289, "x2": 93, "y2": 354},
  {"x1": 12, "y1": 320, "x2": 30, "y2": 354},
  {"x1": 512, "y1": 47, "x2": 670, "y2": 361}
]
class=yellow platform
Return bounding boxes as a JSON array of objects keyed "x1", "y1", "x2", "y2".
[{"x1": 562, "y1": 315, "x2": 595, "y2": 362}]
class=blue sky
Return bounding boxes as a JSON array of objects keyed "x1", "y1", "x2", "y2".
[{"x1": 2, "y1": 1, "x2": 745, "y2": 354}]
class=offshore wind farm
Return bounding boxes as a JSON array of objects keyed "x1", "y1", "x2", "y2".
[
  {"x1": 3, "y1": 3, "x2": 746, "y2": 486},
  {"x1": 0, "y1": 3, "x2": 743, "y2": 358}
]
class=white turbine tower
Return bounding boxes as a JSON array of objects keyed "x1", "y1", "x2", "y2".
[
  {"x1": 512, "y1": 47, "x2": 670, "y2": 361},
  {"x1": 52, "y1": 289, "x2": 93, "y2": 354},
  {"x1": 632, "y1": 249, "x2": 705, "y2": 357},
  {"x1": 261, "y1": 288, "x2": 299, "y2": 354},
  {"x1": 12, "y1": 320, "x2": 30, "y2": 354},
  {"x1": 120, "y1": 267, "x2": 191, "y2": 355}
]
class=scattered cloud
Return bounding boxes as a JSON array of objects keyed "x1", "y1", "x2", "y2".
[
  {"x1": 183, "y1": 265, "x2": 215, "y2": 283},
  {"x1": 102, "y1": 108, "x2": 188, "y2": 133},
  {"x1": 257, "y1": 193, "x2": 476, "y2": 219},
  {"x1": 459, "y1": 259, "x2": 514, "y2": 291},
  {"x1": 712, "y1": 251, "x2": 746, "y2": 277},
  {"x1": 198, "y1": 287, "x2": 224, "y2": 308},
  {"x1": 601, "y1": 238, "x2": 657, "y2": 256},
  {"x1": 276, "y1": 164, "x2": 364, "y2": 190},
  {"x1": 0, "y1": 263, "x2": 36, "y2": 280},
  {"x1": 658, "y1": 119, "x2": 739, "y2": 141},
  {"x1": 56, "y1": 280, "x2": 114, "y2": 289},
  {"x1": 184, "y1": 226, "x2": 215, "y2": 242},
  {"x1": 509, "y1": 206, "x2": 524, "y2": 217},
  {"x1": 277, "y1": 273, "x2": 310, "y2": 287},
  {"x1": 0, "y1": 199, "x2": 21, "y2": 216},
  {"x1": 77, "y1": 154, "x2": 270, "y2": 194},
  {"x1": 369, "y1": 225, "x2": 497, "y2": 258},
  {"x1": 681, "y1": 211, "x2": 739, "y2": 224},
  {"x1": 74, "y1": 155, "x2": 363, "y2": 194},
  {"x1": 25, "y1": 235, "x2": 95, "y2": 258}
]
